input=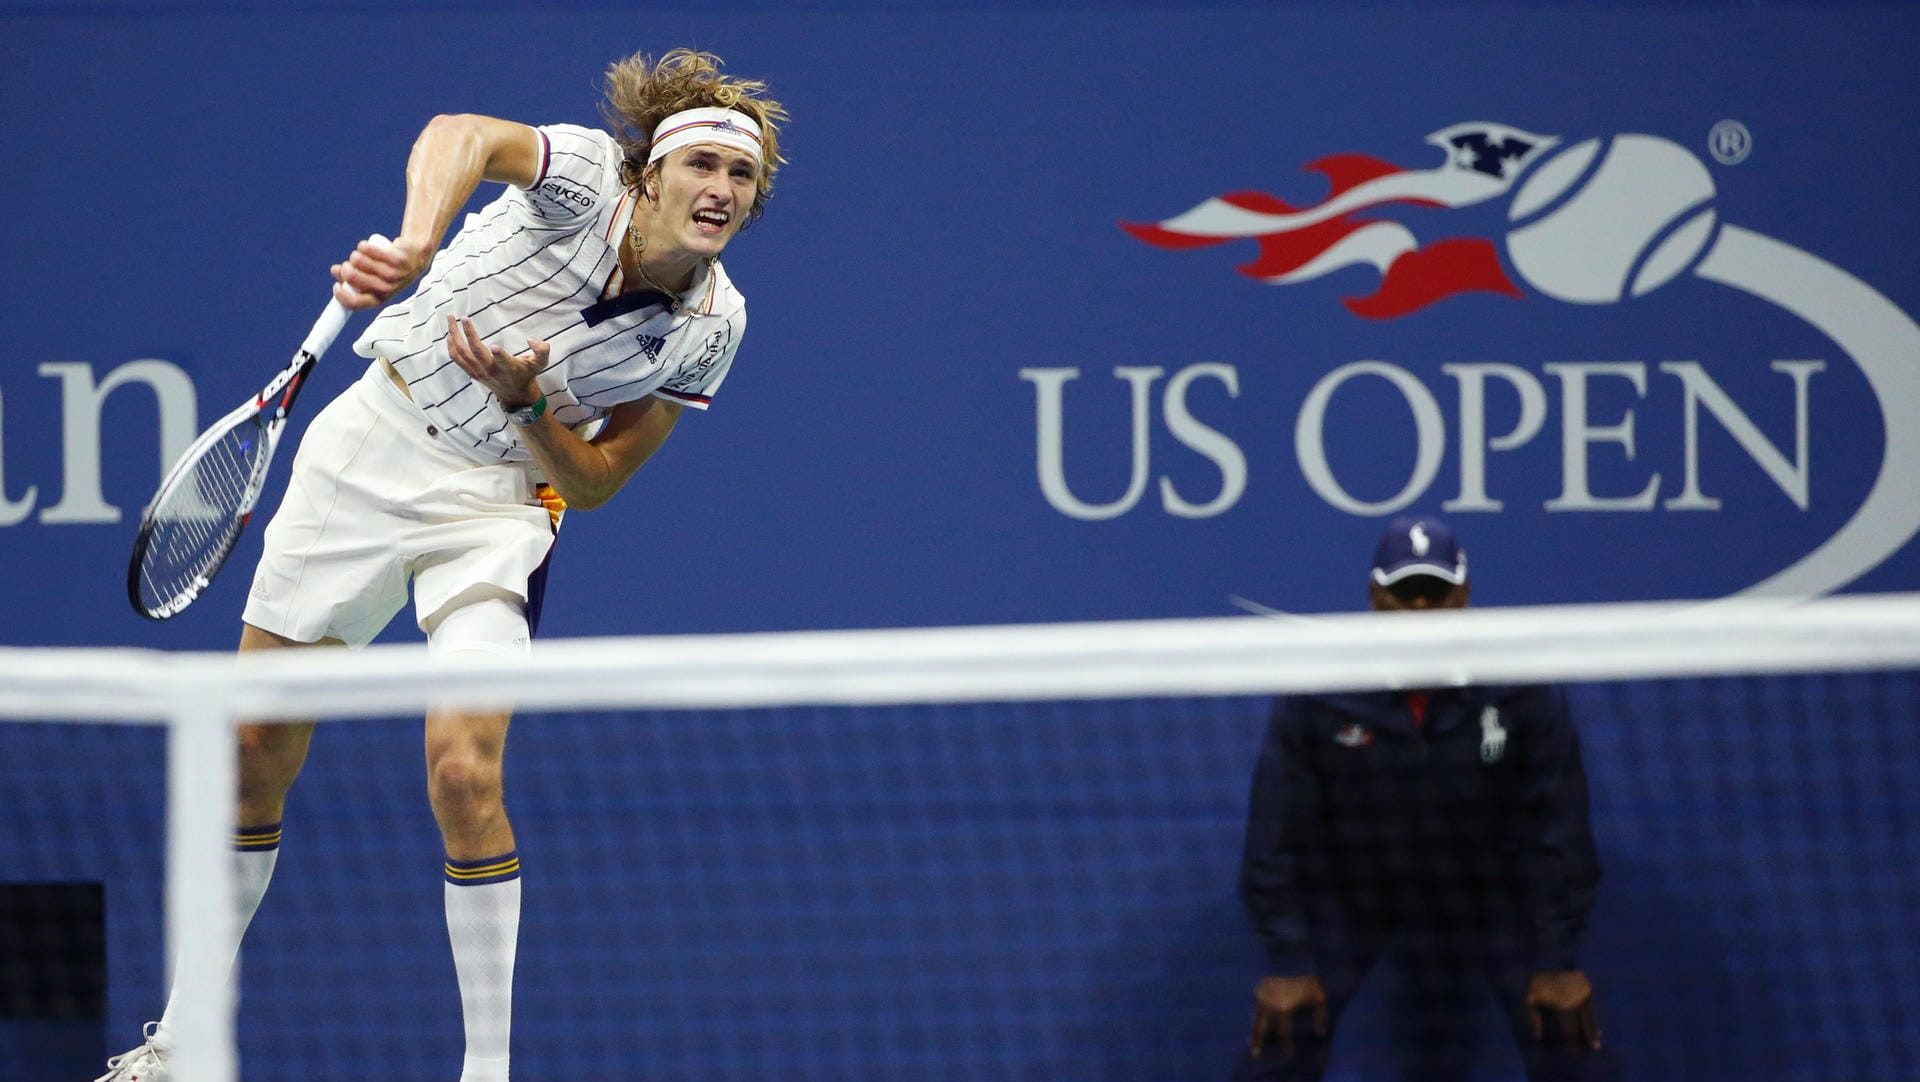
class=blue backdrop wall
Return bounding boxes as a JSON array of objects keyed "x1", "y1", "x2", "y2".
[{"x1": 2, "y1": 2, "x2": 1917, "y2": 1080}]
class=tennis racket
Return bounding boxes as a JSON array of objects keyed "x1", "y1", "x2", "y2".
[{"x1": 127, "y1": 287, "x2": 364, "y2": 620}]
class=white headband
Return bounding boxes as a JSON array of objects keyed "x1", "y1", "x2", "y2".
[{"x1": 646, "y1": 107, "x2": 764, "y2": 167}]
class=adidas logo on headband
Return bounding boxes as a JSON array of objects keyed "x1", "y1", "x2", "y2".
[{"x1": 647, "y1": 107, "x2": 764, "y2": 166}]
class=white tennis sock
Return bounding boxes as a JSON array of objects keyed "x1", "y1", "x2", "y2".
[
  {"x1": 158, "y1": 824, "x2": 282, "y2": 1036},
  {"x1": 445, "y1": 854, "x2": 521, "y2": 1082}
]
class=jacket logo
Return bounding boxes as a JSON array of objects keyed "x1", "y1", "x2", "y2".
[
  {"x1": 1479, "y1": 705, "x2": 1508, "y2": 763},
  {"x1": 1333, "y1": 723, "x2": 1374, "y2": 748}
]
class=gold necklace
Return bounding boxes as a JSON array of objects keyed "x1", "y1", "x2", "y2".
[{"x1": 627, "y1": 219, "x2": 685, "y2": 312}]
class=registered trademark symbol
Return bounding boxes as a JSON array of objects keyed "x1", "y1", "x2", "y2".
[{"x1": 1708, "y1": 119, "x2": 1752, "y2": 165}]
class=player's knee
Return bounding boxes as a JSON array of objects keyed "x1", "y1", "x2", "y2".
[
  {"x1": 427, "y1": 743, "x2": 503, "y2": 811},
  {"x1": 235, "y1": 725, "x2": 272, "y2": 768},
  {"x1": 235, "y1": 724, "x2": 304, "y2": 798}
]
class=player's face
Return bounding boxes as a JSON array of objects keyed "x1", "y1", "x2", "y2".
[
  {"x1": 645, "y1": 143, "x2": 759, "y2": 259},
  {"x1": 1369, "y1": 575, "x2": 1469, "y2": 612}
]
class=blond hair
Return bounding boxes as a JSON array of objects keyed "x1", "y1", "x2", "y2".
[{"x1": 600, "y1": 48, "x2": 788, "y2": 224}]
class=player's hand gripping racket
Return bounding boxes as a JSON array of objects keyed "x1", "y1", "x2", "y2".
[{"x1": 127, "y1": 254, "x2": 378, "y2": 619}]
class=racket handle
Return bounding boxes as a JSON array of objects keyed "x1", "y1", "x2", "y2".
[
  {"x1": 302, "y1": 298, "x2": 353, "y2": 359},
  {"x1": 331, "y1": 231, "x2": 399, "y2": 305},
  {"x1": 305, "y1": 234, "x2": 387, "y2": 356}
]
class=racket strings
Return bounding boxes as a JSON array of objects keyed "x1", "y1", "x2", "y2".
[{"x1": 136, "y1": 422, "x2": 270, "y2": 609}]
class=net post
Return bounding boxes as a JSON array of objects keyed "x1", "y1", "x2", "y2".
[{"x1": 164, "y1": 694, "x2": 238, "y2": 1082}]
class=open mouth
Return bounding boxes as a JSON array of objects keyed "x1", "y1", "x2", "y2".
[{"x1": 692, "y1": 209, "x2": 731, "y2": 232}]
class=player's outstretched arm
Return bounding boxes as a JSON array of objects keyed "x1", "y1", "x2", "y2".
[{"x1": 331, "y1": 114, "x2": 542, "y2": 309}]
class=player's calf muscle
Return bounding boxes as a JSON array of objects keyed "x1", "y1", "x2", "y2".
[{"x1": 235, "y1": 722, "x2": 313, "y2": 818}]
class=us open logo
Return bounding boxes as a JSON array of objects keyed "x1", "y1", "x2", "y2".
[{"x1": 1021, "y1": 122, "x2": 1920, "y2": 597}]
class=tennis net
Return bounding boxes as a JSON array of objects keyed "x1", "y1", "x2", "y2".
[{"x1": 2, "y1": 593, "x2": 1917, "y2": 1081}]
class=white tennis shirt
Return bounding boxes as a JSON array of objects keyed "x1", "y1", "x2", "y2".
[{"x1": 353, "y1": 123, "x2": 745, "y2": 464}]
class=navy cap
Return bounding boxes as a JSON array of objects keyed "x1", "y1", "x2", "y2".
[{"x1": 1370, "y1": 515, "x2": 1468, "y2": 586}]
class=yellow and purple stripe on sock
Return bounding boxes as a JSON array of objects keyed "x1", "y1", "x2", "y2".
[
  {"x1": 233, "y1": 823, "x2": 282, "y2": 852},
  {"x1": 445, "y1": 851, "x2": 520, "y2": 886}
]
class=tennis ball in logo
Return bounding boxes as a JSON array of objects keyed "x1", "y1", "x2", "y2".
[{"x1": 1505, "y1": 134, "x2": 1718, "y2": 303}]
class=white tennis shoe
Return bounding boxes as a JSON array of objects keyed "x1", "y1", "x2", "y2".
[{"x1": 94, "y1": 1021, "x2": 171, "y2": 1082}]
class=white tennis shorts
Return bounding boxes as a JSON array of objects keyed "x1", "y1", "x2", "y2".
[{"x1": 242, "y1": 362, "x2": 556, "y2": 652}]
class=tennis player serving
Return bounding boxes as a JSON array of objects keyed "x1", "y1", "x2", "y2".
[{"x1": 98, "y1": 48, "x2": 786, "y2": 1082}]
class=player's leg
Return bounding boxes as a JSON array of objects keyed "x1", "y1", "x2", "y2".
[
  {"x1": 227, "y1": 621, "x2": 331, "y2": 947},
  {"x1": 164, "y1": 626, "x2": 333, "y2": 1034},
  {"x1": 422, "y1": 592, "x2": 530, "y2": 1082},
  {"x1": 428, "y1": 705, "x2": 520, "y2": 1082},
  {"x1": 97, "y1": 624, "x2": 337, "y2": 1082},
  {"x1": 403, "y1": 440, "x2": 556, "y2": 1082},
  {"x1": 235, "y1": 621, "x2": 329, "y2": 819}
]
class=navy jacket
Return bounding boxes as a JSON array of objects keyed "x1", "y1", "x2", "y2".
[{"x1": 1238, "y1": 684, "x2": 1602, "y2": 977}]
